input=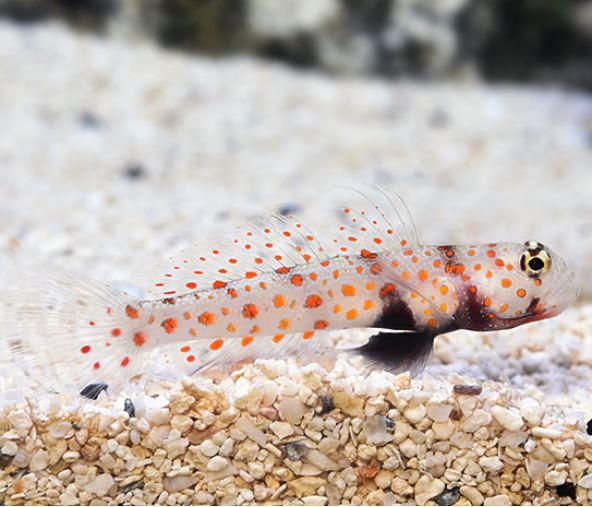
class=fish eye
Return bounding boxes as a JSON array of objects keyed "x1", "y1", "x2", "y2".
[
  {"x1": 520, "y1": 245, "x2": 551, "y2": 277},
  {"x1": 528, "y1": 257, "x2": 545, "y2": 271}
]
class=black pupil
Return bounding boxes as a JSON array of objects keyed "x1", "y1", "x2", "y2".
[{"x1": 528, "y1": 257, "x2": 545, "y2": 271}]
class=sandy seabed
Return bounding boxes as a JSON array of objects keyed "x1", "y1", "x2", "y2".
[{"x1": 0, "y1": 22, "x2": 592, "y2": 505}]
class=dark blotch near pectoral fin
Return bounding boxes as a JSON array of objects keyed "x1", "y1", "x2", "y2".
[{"x1": 355, "y1": 330, "x2": 436, "y2": 374}]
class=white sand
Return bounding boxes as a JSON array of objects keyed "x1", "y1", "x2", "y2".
[{"x1": 0, "y1": 22, "x2": 591, "y2": 506}]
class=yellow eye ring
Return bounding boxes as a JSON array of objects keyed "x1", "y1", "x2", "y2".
[{"x1": 520, "y1": 243, "x2": 551, "y2": 277}]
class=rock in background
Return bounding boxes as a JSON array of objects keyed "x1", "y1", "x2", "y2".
[{"x1": 1, "y1": 0, "x2": 592, "y2": 88}]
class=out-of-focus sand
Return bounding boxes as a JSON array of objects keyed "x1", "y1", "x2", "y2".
[{"x1": 1, "y1": 22, "x2": 592, "y2": 506}]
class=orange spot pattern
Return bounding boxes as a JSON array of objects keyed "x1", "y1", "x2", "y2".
[
  {"x1": 161, "y1": 318, "x2": 178, "y2": 334},
  {"x1": 242, "y1": 303, "x2": 259, "y2": 319},
  {"x1": 314, "y1": 319, "x2": 329, "y2": 329},
  {"x1": 210, "y1": 339, "x2": 224, "y2": 351},
  {"x1": 125, "y1": 305, "x2": 139, "y2": 319},
  {"x1": 304, "y1": 294, "x2": 323, "y2": 308},
  {"x1": 341, "y1": 284, "x2": 356, "y2": 297},
  {"x1": 133, "y1": 332, "x2": 146, "y2": 346},
  {"x1": 198, "y1": 311, "x2": 216, "y2": 326}
]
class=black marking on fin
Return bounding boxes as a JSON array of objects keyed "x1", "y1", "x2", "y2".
[
  {"x1": 355, "y1": 331, "x2": 436, "y2": 374},
  {"x1": 80, "y1": 382, "x2": 108, "y2": 400},
  {"x1": 373, "y1": 292, "x2": 416, "y2": 331}
]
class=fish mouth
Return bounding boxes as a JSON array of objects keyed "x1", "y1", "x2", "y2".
[{"x1": 502, "y1": 270, "x2": 579, "y2": 326}]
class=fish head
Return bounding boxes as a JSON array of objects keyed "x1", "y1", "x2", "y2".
[{"x1": 451, "y1": 241, "x2": 578, "y2": 331}]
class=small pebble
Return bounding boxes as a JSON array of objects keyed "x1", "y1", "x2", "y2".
[
  {"x1": 278, "y1": 203, "x2": 301, "y2": 216},
  {"x1": 84, "y1": 473, "x2": 114, "y2": 496},
  {"x1": 578, "y1": 473, "x2": 592, "y2": 489},
  {"x1": 80, "y1": 382, "x2": 108, "y2": 400},
  {"x1": 123, "y1": 163, "x2": 147, "y2": 180},
  {"x1": 491, "y1": 405, "x2": 524, "y2": 431},
  {"x1": 124, "y1": 399, "x2": 135, "y2": 418},
  {"x1": 121, "y1": 479, "x2": 144, "y2": 494},
  {"x1": 453, "y1": 384, "x2": 482, "y2": 396},
  {"x1": 319, "y1": 395, "x2": 335, "y2": 414},
  {"x1": 283, "y1": 442, "x2": 309, "y2": 461},
  {"x1": 556, "y1": 482, "x2": 576, "y2": 500},
  {"x1": 435, "y1": 487, "x2": 461, "y2": 506},
  {"x1": 0, "y1": 454, "x2": 13, "y2": 469},
  {"x1": 586, "y1": 418, "x2": 592, "y2": 435},
  {"x1": 1, "y1": 441, "x2": 18, "y2": 456},
  {"x1": 428, "y1": 109, "x2": 450, "y2": 128},
  {"x1": 270, "y1": 421, "x2": 294, "y2": 439},
  {"x1": 207, "y1": 456, "x2": 229, "y2": 472},
  {"x1": 78, "y1": 110, "x2": 102, "y2": 128},
  {"x1": 199, "y1": 439, "x2": 219, "y2": 457},
  {"x1": 484, "y1": 494, "x2": 511, "y2": 506}
]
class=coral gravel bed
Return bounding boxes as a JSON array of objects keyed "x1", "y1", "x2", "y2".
[
  {"x1": 0, "y1": 22, "x2": 592, "y2": 506},
  {"x1": 0, "y1": 305, "x2": 592, "y2": 505}
]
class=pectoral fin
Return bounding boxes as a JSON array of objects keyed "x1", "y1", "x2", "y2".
[{"x1": 354, "y1": 330, "x2": 436, "y2": 375}]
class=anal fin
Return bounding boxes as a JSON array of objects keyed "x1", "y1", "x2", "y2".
[{"x1": 354, "y1": 330, "x2": 436, "y2": 375}]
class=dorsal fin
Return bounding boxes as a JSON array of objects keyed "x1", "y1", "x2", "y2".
[
  {"x1": 145, "y1": 214, "x2": 326, "y2": 299},
  {"x1": 329, "y1": 185, "x2": 421, "y2": 257}
]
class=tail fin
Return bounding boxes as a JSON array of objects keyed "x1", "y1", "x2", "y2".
[{"x1": 0, "y1": 273, "x2": 151, "y2": 396}]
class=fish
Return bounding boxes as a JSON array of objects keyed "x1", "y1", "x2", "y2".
[{"x1": 0, "y1": 187, "x2": 579, "y2": 395}]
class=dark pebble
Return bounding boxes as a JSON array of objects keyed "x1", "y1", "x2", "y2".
[
  {"x1": 123, "y1": 164, "x2": 147, "y2": 180},
  {"x1": 453, "y1": 384, "x2": 483, "y2": 396},
  {"x1": 556, "y1": 482, "x2": 576, "y2": 500},
  {"x1": 587, "y1": 418, "x2": 592, "y2": 435},
  {"x1": 278, "y1": 203, "x2": 301, "y2": 216},
  {"x1": 385, "y1": 417, "x2": 395, "y2": 430},
  {"x1": 435, "y1": 487, "x2": 461, "y2": 506},
  {"x1": 72, "y1": 423, "x2": 81, "y2": 431},
  {"x1": 319, "y1": 395, "x2": 335, "y2": 414},
  {"x1": 78, "y1": 111, "x2": 102, "y2": 128},
  {"x1": 283, "y1": 442, "x2": 309, "y2": 461},
  {"x1": 80, "y1": 382, "x2": 108, "y2": 400},
  {"x1": 0, "y1": 453, "x2": 13, "y2": 469},
  {"x1": 121, "y1": 479, "x2": 145, "y2": 494},
  {"x1": 124, "y1": 399, "x2": 135, "y2": 418},
  {"x1": 449, "y1": 409, "x2": 463, "y2": 421},
  {"x1": 428, "y1": 109, "x2": 450, "y2": 128}
]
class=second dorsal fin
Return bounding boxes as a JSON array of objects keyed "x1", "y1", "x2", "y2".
[{"x1": 145, "y1": 214, "x2": 326, "y2": 299}]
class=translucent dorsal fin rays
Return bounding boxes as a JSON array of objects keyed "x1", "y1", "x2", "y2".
[
  {"x1": 217, "y1": 235, "x2": 269, "y2": 276},
  {"x1": 273, "y1": 213, "x2": 326, "y2": 262},
  {"x1": 145, "y1": 212, "x2": 328, "y2": 299},
  {"x1": 248, "y1": 219, "x2": 302, "y2": 267},
  {"x1": 365, "y1": 185, "x2": 421, "y2": 245},
  {"x1": 345, "y1": 207, "x2": 388, "y2": 240},
  {"x1": 380, "y1": 186, "x2": 421, "y2": 246},
  {"x1": 329, "y1": 185, "x2": 421, "y2": 254},
  {"x1": 277, "y1": 215, "x2": 326, "y2": 260},
  {"x1": 345, "y1": 185, "x2": 400, "y2": 237},
  {"x1": 332, "y1": 207, "x2": 392, "y2": 255},
  {"x1": 361, "y1": 185, "x2": 420, "y2": 247}
]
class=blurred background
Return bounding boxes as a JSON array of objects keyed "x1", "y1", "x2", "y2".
[
  {"x1": 2, "y1": 0, "x2": 592, "y2": 87},
  {"x1": 0, "y1": 0, "x2": 591, "y2": 301}
]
